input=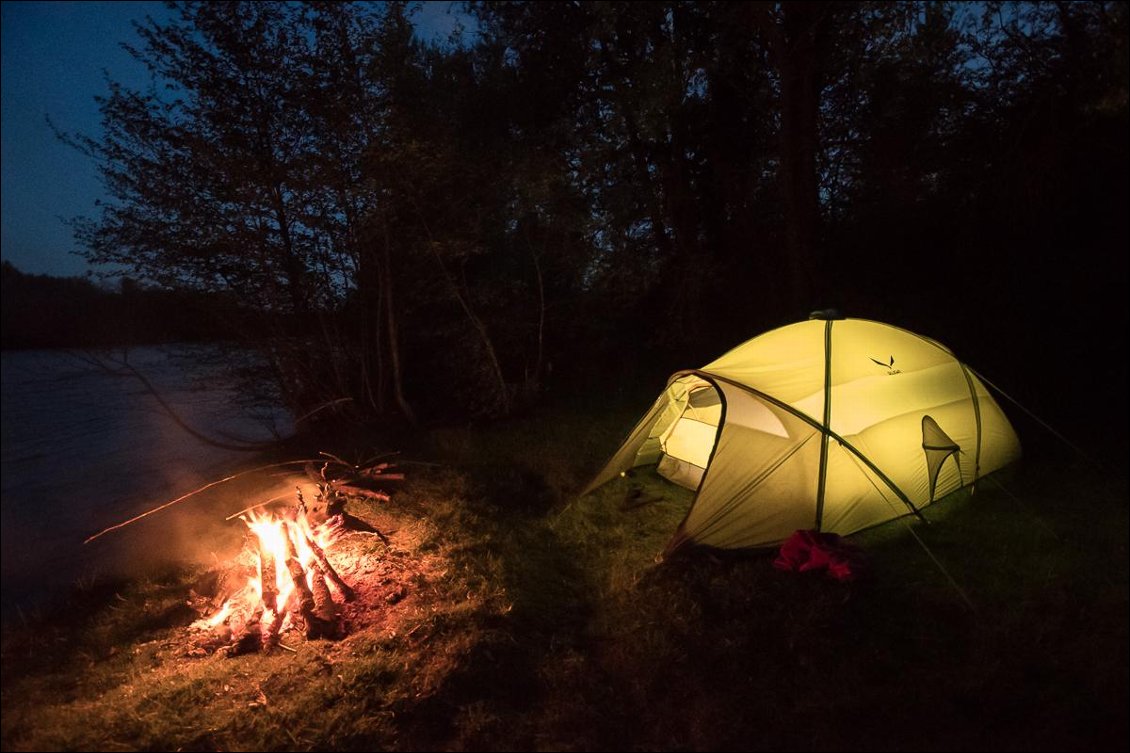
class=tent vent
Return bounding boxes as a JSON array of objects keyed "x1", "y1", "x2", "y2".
[{"x1": 922, "y1": 414, "x2": 962, "y2": 503}]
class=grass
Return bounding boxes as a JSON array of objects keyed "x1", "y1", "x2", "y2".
[{"x1": 2, "y1": 393, "x2": 1126, "y2": 751}]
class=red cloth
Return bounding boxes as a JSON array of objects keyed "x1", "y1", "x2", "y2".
[{"x1": 773, "y1": 529, "x2": 863, "y2": 582}]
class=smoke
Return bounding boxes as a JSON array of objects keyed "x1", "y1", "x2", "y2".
[
  {"x1": 89, "y1": 360, "x2": 310, "y2": 583},
  {"x1": 0, "y1": 347, "x2": 301, "y2": 618},
  {"x1": 100, "y1": 471, "x2": 322, "y2": 581}
]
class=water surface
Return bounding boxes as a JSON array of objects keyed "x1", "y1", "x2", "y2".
[{"x1": 1, "y1": 346, "x2": 292, "y2": 615}]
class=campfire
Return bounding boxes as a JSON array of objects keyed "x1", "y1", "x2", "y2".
[
  {"x1": 182, "y1": 457, "x2": 404, "y2": 656},
  {"x1": 190, "y1": 502, "x2": 352, "y2": 654}
]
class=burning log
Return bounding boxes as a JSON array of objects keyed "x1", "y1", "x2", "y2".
[
  {"x1": 308, "y1": 562, "x2": 338, "y2": 635},
  {"x1": 224, "y1": 605, "x2": 263, "y2": 657},
  {"x1": 251, "y1": 530, "x2": 279, "y2": 614},
  {"x1": 281, "y1": 527, "x2": 335, "y2": 639},
  {"x1": 284, "y1": 532, "x2": 315, "y2": 627},
  {"x1": 303, "y1": 530, "x2": 355, "y2": 601},
  {"x1": 260, "y1": 602, "x2": 282, "y2": 653}
]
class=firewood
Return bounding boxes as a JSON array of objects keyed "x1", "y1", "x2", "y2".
[
  {"x1": 260, "y1": 603, "x2": 282, "y2": 653},
  {"x1": 303, "y1": 531, "x2": 355, "y2": 601},
  {"x1": 284, "y1": 533, "x2": 315, "y2": 615},
  {"x1": 331, "y1": 482, "x2": 390, "y2": 502},
  {"x1": 282, "y1": 527, "x2": 315, "y2": 637},
  {"x1": 251, "y1": 531, "x2": 278, "y2": 614},
  {"x1": 225, "y1": 604, "x2": 263, "y2": 657},
  {"x1": 306, "y1": 564, "x2": 337, "y2": 638},
  {"x1": 321, "y1": 514, "x2": 347, "y2": 536},
  {"x1": 192, "y1": 491, "x2": 365, "y2": 654},
  {"x1": 362, "y1": 464, "x2": 405, "y2": 480}
]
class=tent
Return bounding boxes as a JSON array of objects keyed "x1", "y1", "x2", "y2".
[{"x1": 583, "y1": 313, "x2": 1022, "y2": 556}]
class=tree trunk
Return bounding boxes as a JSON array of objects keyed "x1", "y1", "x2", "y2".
[
  {"x1": 382, "y1": 222, "x2": 417, "y2": 424},
  {"x1": 357, "y1": 238, "x2": 386, "y2": 416},
  {"x1": 778, "y1": 48, "x2": 821, "y2": 309},
  {"x1": 754, "y1": 2, "x2": 829, "y2": 311},
  {"x1": 414, "y1": 209, "x2": 511, "y2": 415},
  {"x1": 270, "y1": 183, "x2": 309, "y2": 316}
]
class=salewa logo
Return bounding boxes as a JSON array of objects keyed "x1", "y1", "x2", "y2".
[{"x1": 870, "y1": 356, "x2": 901, "y2": 375}]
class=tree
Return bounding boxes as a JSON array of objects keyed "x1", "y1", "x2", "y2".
[
  {"x1": 62, "y1": 1, "x2": 1125, "y2": 429},
  {"x1": 67, "y1": 2, "x2": 421, "y2": 424}
]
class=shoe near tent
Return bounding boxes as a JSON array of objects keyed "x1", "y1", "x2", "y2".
[{"x1": 582, "y1": 313, "x2": 1022, "y2": 557}]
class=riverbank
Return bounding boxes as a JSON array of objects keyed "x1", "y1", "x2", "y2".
[{"x1": 2, "y1": 398, "x2": 1126, "y2": 751}]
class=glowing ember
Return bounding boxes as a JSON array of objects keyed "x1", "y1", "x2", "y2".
[{"x1": 191, "y1": 505, "x2": 353, "y2": 654}]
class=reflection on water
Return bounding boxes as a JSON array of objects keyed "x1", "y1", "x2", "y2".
[{"x1": 0, "y1": 346, "x2": 293, "y2": 615}]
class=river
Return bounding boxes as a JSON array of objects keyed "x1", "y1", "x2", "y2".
[{"x1": 0, "y1": 345, "x2": 293, "y2": 616}]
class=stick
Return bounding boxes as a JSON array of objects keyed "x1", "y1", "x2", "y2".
[
  {"x1": 364, "y1": 472, "x2": 406, "y2": 481},
  {"x1": 332, "y1": 483, "x2": 390, "y2": 502},
  {"x1": 261, "y1": 594, "x2": 285, "y2": 653},
  {"x1": 252, "y1": 531, "x2": 278, "y2": 614},
  {"x1": 360, "y1": 450, "x2": 402, "y2": 467},
  {"x1": 308, "y1": 564, "x2": 337, "y2": 636},
  {"x1": 283, "y1": 527, "x2": 315, "y2": 622},
  {"x1": 319, "y1": 451, "x2": 353, "y2": 468},
  {"x1": 83, "y1": 459, "x2": 325, "y2": 544},
  {"x1": 303, "y1": 532, "x2": 355, "y2": 601},
  {"x1": 292, "y1": 397, "x2": 354, "y2": 427}
]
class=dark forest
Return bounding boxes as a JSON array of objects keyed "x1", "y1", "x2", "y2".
[{"x1": 44, "y1": 0, "x2": 1127, "y2": 433}]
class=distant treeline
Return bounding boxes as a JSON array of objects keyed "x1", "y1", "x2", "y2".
[{"x1": 0, "y1": 261, "x2": 237, "y2": 350}]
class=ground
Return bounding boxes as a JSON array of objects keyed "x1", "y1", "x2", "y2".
[{"x1": 1, "y1": 397, "x2": 1127, "y2": 751}]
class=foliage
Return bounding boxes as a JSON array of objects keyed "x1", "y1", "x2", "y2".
[{"x1": 61, "y1": 1, "x2": 1127, "y2": 426}]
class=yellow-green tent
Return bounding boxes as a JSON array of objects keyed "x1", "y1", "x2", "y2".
[{"x1": 583, "y1": 314, "x2": 1021, "y2": 556}]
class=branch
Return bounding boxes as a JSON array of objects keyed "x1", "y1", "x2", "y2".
[{"x1": 84, "y1": 459, "x2": 328, "y2": 544}]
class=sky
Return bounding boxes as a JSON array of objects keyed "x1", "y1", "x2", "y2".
[{"x1": 0, "y1": 1, "x2": 471, "y2": 279}]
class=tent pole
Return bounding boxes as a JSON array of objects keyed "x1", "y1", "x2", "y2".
[
  {"x1": 696, "y1": 370, "x2": 925, "y2": 522},
  {"x1": 814, "y1": 320, "x2": 833, "y2": 530},
  {"x1": 958, "y1": 363, "x2": 984, "y2": 494}
]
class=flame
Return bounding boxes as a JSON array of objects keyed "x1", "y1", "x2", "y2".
[
  {"x1": 207, "y1": 600, "x2": 233, "y2": 627},
  {"x1": 247, "y1": 513, "x2": 292, "y2": 608},
  {"x1": 202, "y1": 506, "x2": 346, "y2": 641}
]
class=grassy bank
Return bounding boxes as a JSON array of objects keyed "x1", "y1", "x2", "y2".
[{"x1": 2, "y1": 396, "x2": 1126, "y2": 751}]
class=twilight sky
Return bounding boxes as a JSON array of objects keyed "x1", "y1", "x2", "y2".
[{"x1": 0, "y1": 1, "x2": 470, "y2": 279}]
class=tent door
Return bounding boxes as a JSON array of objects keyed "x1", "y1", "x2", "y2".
[{"x1": 657, "y1": 385, "x2": 721, "y2": 489}]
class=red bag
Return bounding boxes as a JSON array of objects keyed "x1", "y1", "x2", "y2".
[{"x1": 773, "y1": 529, "x2": 863, "y2": 582}]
